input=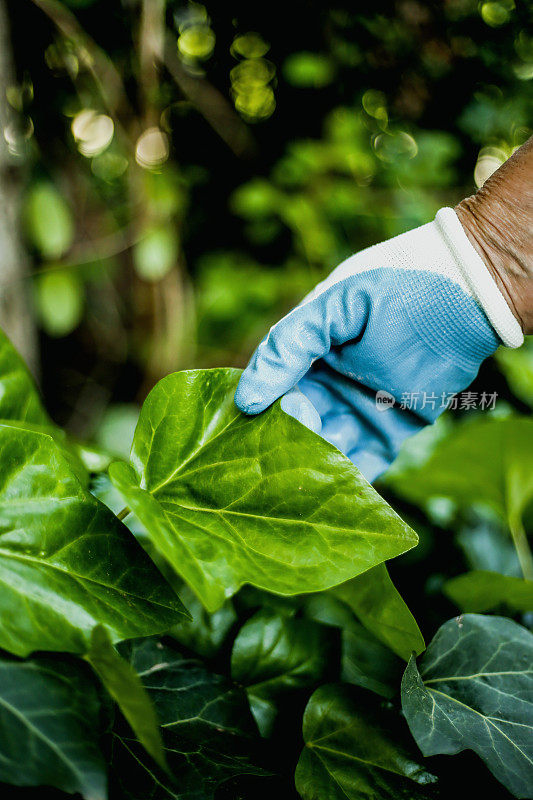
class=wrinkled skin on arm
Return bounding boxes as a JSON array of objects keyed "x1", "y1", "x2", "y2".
[{"x1": 456, "y1": 136, "x2": 533, "y2": 334}]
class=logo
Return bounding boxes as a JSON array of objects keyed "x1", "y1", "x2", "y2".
[{"x1": 375, "y1": 390, "x2": 395, "y2": 412}]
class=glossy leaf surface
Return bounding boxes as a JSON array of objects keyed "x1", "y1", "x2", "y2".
[
  {"x1": 231, "y1": 609, "x2": 330, "y2": 735},
  {"x1": 444, "y1": 570, "x2": 533, "y2": 613},
  {"x1": 295, "y1": 684, "x2": 437, "y2": 800},
  {"x1": 401, "y1": 614, "x2": 533, "y2": 798},
  {"x1": 0, "y1": 654, "x2": 106, "y2": 799},
  {"x1": 0, "y1": 424, "x2": 188, "y2": 657},
  {"x1": 110, "y1": 369, "x2": 418, "y2": 611},
  {"x1": 112, "y1": 637, "x2": 268, "y2": 799}
]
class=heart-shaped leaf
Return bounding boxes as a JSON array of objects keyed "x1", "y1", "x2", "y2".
[
  {"x1": 109, "y1": 369, "x2": 418, "y2": 612},
  {"x1": 295, "y1": 684, "x2": 437, "y2": 800},
  {"x1": 0, "y1": 653, "x2": 106, "y2": 799},
  {"x1": 401, "y1": 614, "x2": 533, "y2": 798},
  {"x1": 111, "y1": 637, "x2": 269, "y2": 799},
  {"x1": 0, "y1": 423, "x2": 188, "y2": 657}
]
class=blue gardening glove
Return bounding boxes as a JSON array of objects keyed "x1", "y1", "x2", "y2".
[{"x1": 234, "y1": 208, "x2": 523, "y2": 483}]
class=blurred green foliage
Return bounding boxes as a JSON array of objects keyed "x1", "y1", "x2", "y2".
[{"x1": 4, "y1": 0, "x2": 531, "y2": 436}]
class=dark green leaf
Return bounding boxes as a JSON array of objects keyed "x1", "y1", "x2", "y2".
[
  {"x1": 111, "y1": 637, "x2": 268, "y2": 800},
  {"x1": 302, "y1": 591, "x2": 402, "y2": 698},
  {"x1": 231, "y1": 609, "x2": 330, "y2": 736},
  {"x1": 401, "y1": 614, "x2": 533, "y2": 798},
  {"x1": 333, "y1": 565, "x2": 425, "y2": 661},
  {"x1": 341, "y1": 621, "x2": 402, "y2": 699},
  {"x1": 109, "y1": 369, "x2": 418, "y2": 612},
  {"x1": 444, "y1": 571, "x2": 533, "y2": 613},
  {"x1": 170, "y1": 583, "x2": 237, "y2": 658},
  {"x1": 295, "y1": 684, "x2": 437, "y2": 800},
  {"x1": 86, "y1": 625, "x2": 165, "y2": 769},
  {"x1": 302, "y1": 591, "x2": 356, "y2": 629},
  {"x1": 0, "y1": 653, "x2": 106, "y2": 799},
  {"x1": 0, "y1": 423, "x2": 188, "y2": 657}
]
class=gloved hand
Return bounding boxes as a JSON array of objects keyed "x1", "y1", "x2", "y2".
[{"x1": 234, "y1": 207, "x2": 524, "y2": 482}]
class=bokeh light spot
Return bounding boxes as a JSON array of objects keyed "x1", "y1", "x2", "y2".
[
  {"x1": 373, "y1": 131, "x2": 418, "y2": 162},
  {"x1": 71, "y1": 109, "x2": 114, "y2": 157},
  {"x1": 178, "y1": 26, "x2": 215, "y2": 60},
  {"x1": 135, "y1": 127, "x2": 169, "y2": 169},
  {"x1": 474, "y1": 146, "x2": 508, "y2": 187},
  {"x1": 480, "y1": 1, "x2": 515, "y2": 27},
  {"x1": 231, "y1": 33, "x2": 269, "y2": 59},
  {"x1": 230, "y1": 59, "x2": 275, "y2": 90},
  {"x1": 362, "y1": 89, "x2": 388, "y2": 123},
  {"x1": 234, "y1": 86, "x2": 276, "y2": 122}
]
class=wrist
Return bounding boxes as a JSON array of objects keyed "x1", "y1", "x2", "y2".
[
  {"x1": 454, "y1": 137, "x2": 533, "y2": 335},
  {"x1": 455, "y1": 199, "x2": 532, "y2": 334}
]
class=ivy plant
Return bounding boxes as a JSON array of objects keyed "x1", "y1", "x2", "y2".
[{"x1": 0, "y1": 328, "x2": 532, "y2": 800}]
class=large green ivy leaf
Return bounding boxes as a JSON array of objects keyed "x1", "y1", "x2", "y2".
[
  {"x1": 0, "y1": 653, "x2": 106, "y2": 799},
  {"x1": 401, "y1": 614, "x2": 533, "y2": 798},
  {"x1": 0, "y1": 328, "x2": 49, "y2": 425},
  {"x1": 444, "y1": 570, "x2": 533, "y2": 613},
  {"x1": 333, "y1": 565, "x2": 425, "y2": 661},
  {"x1": 295, "y1": 684, "x2": 437, "y2": 800},
  {"x1": 111, "y1": 637, "x2": 269, "y2": 799},
  {"x1": 0, "y1": 423, "x2": 188, "y2": 657},
  {"x1": 109, "y1": 369, "x2": 418, "y2": 612},
  {"x1": 231, "y1": 609, "x2": 331, "y2": 736},
  {"x1": 86, "y1": 625, "x2": 165, "y2": 769}
]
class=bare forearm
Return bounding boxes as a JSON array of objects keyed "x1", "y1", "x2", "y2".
[{"x1": 455, "y1": 136, "x2": 533, "y2": 334}]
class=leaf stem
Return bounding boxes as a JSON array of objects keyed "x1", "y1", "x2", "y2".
[
  {"x1": 509, "y1": 517, "x2": 533, "y2": 581},
  {"x1": 117, "y1": 506, "x2": 131, "y2": 521}
]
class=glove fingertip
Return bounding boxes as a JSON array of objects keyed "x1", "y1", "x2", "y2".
[{"x1": 234, "y1": 377, "x2": 269, "y2": 415}]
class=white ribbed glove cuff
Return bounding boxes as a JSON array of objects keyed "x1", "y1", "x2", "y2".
[{"x1": 435, "y1": 207, "x2": 524, "y2": 348}]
